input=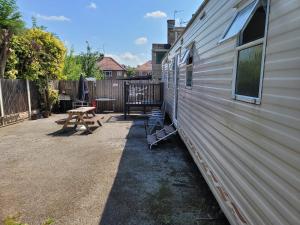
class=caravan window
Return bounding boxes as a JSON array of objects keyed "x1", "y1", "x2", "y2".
[
  {"x1": 221, "y1": 0, "x2": 257, "y2": 42},
  {"x1": 168, "y1": 58, "x2": 176, "y2": 89},
  {"x1": 167, "y1": 61, "x2": 171, "y2": 88},
  {"x1": 186, "y1": 45, "x2": 194, "y2": 87},
  {"x1": 233, "y1": 0, "x2": 268, "y2": 104}
]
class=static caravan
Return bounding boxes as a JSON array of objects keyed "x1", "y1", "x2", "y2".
[{"x1": 162, "y1": 0, "x2": 300, "y2": 225}]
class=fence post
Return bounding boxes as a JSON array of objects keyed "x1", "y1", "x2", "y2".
[
  {"x1": 0, "y1": 79, "x2": 4, "y2": 117},
  {"x1": 26, "y1": 80, "x2": 32, "y2": 117}
]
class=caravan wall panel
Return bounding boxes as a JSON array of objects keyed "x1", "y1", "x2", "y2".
[{"x1": 162, "y1": 0, "x2": 300, "y2": 225}]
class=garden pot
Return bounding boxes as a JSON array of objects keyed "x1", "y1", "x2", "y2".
[{"x1": 42, "y1": 111, "x2": 50, "y2": 118}]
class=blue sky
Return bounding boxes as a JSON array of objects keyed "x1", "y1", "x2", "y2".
[{"x1": 18, "y1": 0, "x2": 203, "y2": 66}]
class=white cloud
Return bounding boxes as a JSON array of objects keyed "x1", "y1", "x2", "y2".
[
  {"x1": 135, "y1": 37, "x2": 148, "y2": 45},
  {"x1": 87, "y1": 2, "x2": 97, "y2": 9},
  {"x1": 106, "y1": 52, "x2": 148, "y2": 67},
  {"x1": 145, "y1": 10, "x2": 167, "y2": 18},
  {"x1": 36, "y1": 14, "x2": 70, "y2": 22}
]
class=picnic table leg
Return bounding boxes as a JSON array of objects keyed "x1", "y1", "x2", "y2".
[
  {"x1": 62, "y1": 113, "x2": 73, "y2": 130},
  {"x1": 74, "y1": 116, "x2": 80, "y2": 129},
  {"x1": 78, "y1": 114, "x2": 93, "y2": 134}
]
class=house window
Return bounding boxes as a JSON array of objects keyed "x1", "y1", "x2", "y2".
[
  {"x1": 156, "y1": 52, "x2": 166, "y2": 64},
  {"x1": 105, "y1": 71, "x2": 112, "y2": 78},
  {"x1": 117, "y1": 71, "x2": 122, "y2": 77},
  {"x1": 232, "y1": 0, "x2": 268, "y2": 104}
]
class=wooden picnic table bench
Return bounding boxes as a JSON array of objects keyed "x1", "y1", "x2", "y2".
[{"x1": 55, "y1": 107, "x2": 102, "y2": 133}]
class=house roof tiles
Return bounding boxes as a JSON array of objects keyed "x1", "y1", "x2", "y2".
[{"x1": 98, "y1": 57, "x2": 126, "y2": 71}]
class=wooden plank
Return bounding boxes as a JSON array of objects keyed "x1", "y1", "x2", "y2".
[{"x1": 67, "y1": 107, "x2": 95, "y2": 113}]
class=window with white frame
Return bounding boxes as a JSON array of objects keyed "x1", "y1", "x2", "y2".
[
  {"x1": 105, "y1": 71, "x2": 112, "y2": 78},
  {"x1": 172, "y1": 57, "x2": 176, "y2": 88},
  {"x1": 168, "y1": 58, "x2": 175, "y2": 89},
  {"x1": 117, "y1": 71, "x2": 122, "y2": 77},
  {"x1": 167, "y1": 61, "x2": 171, "y2": 88},
  {"x1": 185, "y1": 44, "x2": 194, "y2": 87},
  {"x1": 224, "y1": 0, "x2": 268, "y2": 104}
]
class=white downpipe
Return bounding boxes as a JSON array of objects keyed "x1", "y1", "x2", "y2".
[
  {"x1": 26, "y1": 80, "x2": 32, "y2": 117},
  {"x1": 0, "y1": 79, "x2": 4, "y2": 117}
]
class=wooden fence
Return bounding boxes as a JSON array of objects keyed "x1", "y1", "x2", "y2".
[
  {"x1": 58, "y1": 80, "x2": 162, "y2": 112},
  {"x1": 0, "y1": 79, "x2": 162, "y2": 127},
  {"x1": 0, "y1": 79, "x2": 40, "y2": 126}
]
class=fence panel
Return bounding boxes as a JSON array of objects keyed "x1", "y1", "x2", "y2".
[
  {"x1": 95, "y1": 80, "x2": 125, "y2": 112},
  {"x1": 58, "y1": 80, "x2": 79, "y2": 100},
  {"x1": 1, "y1": 79, "x2": 28, "y2": 115},
  {"x1": 30, "y1": 81, "x2": 40, "y2": 110},
  {"x1": 56, "y1": 79, "x2": 161, "y2": 113}
]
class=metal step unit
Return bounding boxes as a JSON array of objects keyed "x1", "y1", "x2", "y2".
[{"x1": 147, "y1": 123, "x2": 177, "y2": 149}]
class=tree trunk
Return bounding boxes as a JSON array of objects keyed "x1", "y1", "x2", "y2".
[{"x1": 0, "y1": 29, "x2": 12, "y2": 78}]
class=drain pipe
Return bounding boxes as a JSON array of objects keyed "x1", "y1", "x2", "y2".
[
  {"x1": 26, "y1": 80, "x2": 32, "y2": 118},
  {"x1": 0, "y1": 79, "x2": 4, "y2": 117}
]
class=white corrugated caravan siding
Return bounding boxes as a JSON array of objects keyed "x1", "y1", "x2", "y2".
[{"x1": 162, "y1": 0, "x2": 300, "y2": 225}]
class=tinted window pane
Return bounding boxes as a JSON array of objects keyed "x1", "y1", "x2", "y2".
[
  {"x1": 156, "y1": 52, "x2": 166, "y2": 64},
  {"x1": 242, "y1": 6, "x2": 266, "y2": 44},
  {"x1": 236, "y1": 44, "x2": 263, "y2": 97},
  {"x1": 186, "y1": 65, "x2": 193, "y2": 87},
  {"x1": 223, "y1": 0, "x2": 257, "y2": 40}
]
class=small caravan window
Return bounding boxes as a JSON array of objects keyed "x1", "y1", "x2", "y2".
[
  {"x1": 168, "y1": 57, "x2": 175, "y2": 89},
  {"x1": 186, "y1": 45, "x2": 194, "y2": 87},
  {"x1": 233, "y1": 0, "x2": 268, "y2": 104},
  {"x1": 180, "y1": 49, "x2": 190, "y2": 64},
  {"x1": 221, "y1": 0, "x2": 257, "y2": 42},
  {"x1": 167, "y1": 61, "x2": 171, "y2": 88}
]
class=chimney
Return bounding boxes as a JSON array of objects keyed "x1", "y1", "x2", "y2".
[{"x1": 167, "y1": 20, "x2": 176, "y2": 45}]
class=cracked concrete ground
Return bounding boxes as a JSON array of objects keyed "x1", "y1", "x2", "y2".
[{"x1": 0, "y1": 114, "x2": 230, "y2": 225}]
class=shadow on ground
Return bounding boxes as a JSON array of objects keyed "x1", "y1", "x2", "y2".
[
  {"x1": 47, "y1": 126, "x2": 100, "y2": 137},
  {"x1": 99, "y1": 115, "x2": 230, "y2": 225}
]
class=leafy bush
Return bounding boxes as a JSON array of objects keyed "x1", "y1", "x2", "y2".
[
  {"x1": 5, "y1": 28, "x2": 66, "y2": 80},
  {"x1": 48, "y1": 88, "x2": 59, "y2": 109}
]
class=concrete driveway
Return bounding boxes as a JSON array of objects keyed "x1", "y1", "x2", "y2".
[{"x1": 0, "y1": 114, "x2": 229, "y2": 225}]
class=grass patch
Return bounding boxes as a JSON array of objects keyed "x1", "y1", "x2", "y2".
[
  {"x1": 147, "y1": 181, "x2": 174, "y2": 225},
  {"x1": 3, "y1": 215, "x2": 54, "y2": 225}
]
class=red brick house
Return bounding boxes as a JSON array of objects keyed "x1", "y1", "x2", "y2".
[
  {"x1": 136, "y1": 61, "x2": 152, "y2": 77},
  {"x1": 98, "y1": 57, "x2": 127, "y2": 79}
]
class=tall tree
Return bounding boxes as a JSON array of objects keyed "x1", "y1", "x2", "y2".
[
  {"x1": 126, "y1": 66, "x2": 136, "y2": 77},
  {"x1": 79, "y1": 41, "x2": 104, "y2": 79},
  {"x1": 0, "y1": 0, "x2": 24, "y2": 78},
  {"x1": 63, "y1": 47, "x2": 83, "y2": 80},
  {"x1": 5, "y1": 28, "x2": 66, "y2": 111}
]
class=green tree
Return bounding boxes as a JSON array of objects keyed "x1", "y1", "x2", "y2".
[
  {"x1": 5, "y1": 28, "x2": 66, "y2": 112},
  {"x1": 126, "y1": 66, "x2": 136, "y2": 77},
  {"x1": 31, "y1": 16, "x2": 47, "y2": 30},
  {"x1": 63, "y1": 47, "x2": 82, "y2": 80},
  {"x1": 79, "y1": 41, "x2": 104, "y2": 79},
  {"x1": 5, "y1": 28, "x2": 66, "y2": 80},
  {"x1": 0, "y1": 0, "x2": 24, "y2": 78}
]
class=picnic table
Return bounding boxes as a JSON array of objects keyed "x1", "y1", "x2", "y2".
[{"x1": 56, "y1": 107, "x2": 102, "y2": 133}]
